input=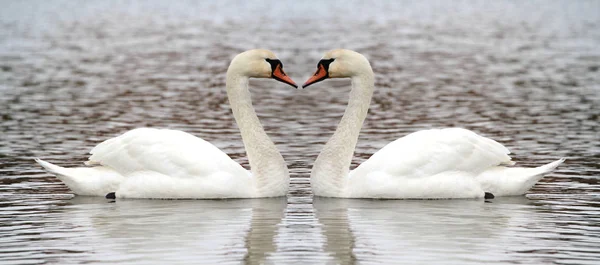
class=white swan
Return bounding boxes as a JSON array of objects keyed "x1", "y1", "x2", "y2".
[
  {"x1": 302, "y1": 49, "x2": 564, "y2": 199},
  {"x1": 36, "y1": 49, "x2": 298, "y2": 199}
]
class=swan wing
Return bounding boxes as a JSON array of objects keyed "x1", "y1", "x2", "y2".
[
  {"x1": 351, "y1": 128, "x2": 512, "y2": 179},
  {"x1": 88, "y1": 128, "x2": 249, "y2": 179}
]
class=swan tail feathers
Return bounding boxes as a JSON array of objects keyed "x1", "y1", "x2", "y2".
[
  {"x1": 515, "y1": 158, "x2": 565, "y2": 195},
  {"x1": 500, "y1": 160, "x2": 516, "y2": 166},
  {"x1": 35, "y1": 158, "x2": 68, "y2": 176},
  {"x1": 84, "y1": 160, "x2": 101, "y2": 166},
  {"x1": 537, "y1": 158, "x2": 565, "y2": 174},
  {"x1": 35, "y1": 158, "x2": 124, "y2": 196},
  {"x1": 477, "y1": 158, "x2": 565, "y2": 196}
]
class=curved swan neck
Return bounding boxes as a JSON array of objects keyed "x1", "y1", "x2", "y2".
[
  {"x1": 226, "y1": 72, "x2": 289, "y2": 197},
  {"x1": 311, "y1": 72, "x2": 374, "y2": 197}
]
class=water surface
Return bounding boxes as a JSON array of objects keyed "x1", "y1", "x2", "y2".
[{"x1": 1, "y1": 1, "x2": 599, "y2": 264}]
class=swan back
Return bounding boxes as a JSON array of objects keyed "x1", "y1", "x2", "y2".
[
  {"x1": 350, "y1": 128, "x2": 512, "y2": 180},
  {"x1": 88, "y1": 128, "x2": 249, "y2": 180}
]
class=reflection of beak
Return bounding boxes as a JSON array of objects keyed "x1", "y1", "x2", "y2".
[
  {"x1": 272, "y1": 64, "x2": 298, "y2": 88},
  {"x1": 302, "y1": 64, "x2": 328, "y2": 88}
]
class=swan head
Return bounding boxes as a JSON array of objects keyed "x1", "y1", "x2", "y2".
[
  {"x1": 302, "y1": 49, "x2": 372, "y2": 88},
  {"x1": 228, "y1": 49, "x2": 297, "y2": 88}
]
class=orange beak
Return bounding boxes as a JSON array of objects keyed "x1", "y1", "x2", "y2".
[
  {"x1": 272, "y1": 64, "x2": 298, "y2": 88},
  {"x1": 302, "y1": 64, "x2": 329, "y2": 88}
]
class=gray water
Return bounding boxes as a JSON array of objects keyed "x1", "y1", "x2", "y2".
[{"x1": 1, "y1": 0, "x2": 599, "y2": 264}]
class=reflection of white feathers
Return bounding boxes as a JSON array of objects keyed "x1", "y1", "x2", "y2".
[
  {"x1": 48, "y1": 197, "x2": 286, "y2": 264},
  {"x1": 314, "y1": 197, "x2": 575, "y2": 264}
]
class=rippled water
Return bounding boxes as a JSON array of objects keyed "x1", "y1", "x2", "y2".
[{"x1": 1, "y1": 0, "x2": 599, "y2": 264}]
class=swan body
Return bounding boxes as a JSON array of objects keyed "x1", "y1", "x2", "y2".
[
  {"x1": 346, "y1": 128, "x2": 563, "y2": 198},
  {"x1": 38, "y1": 128, "x2": 252, "y2": 198},
  {"x1": 303, "y1": 49, "x2": 564, "y2": 199},
  {"x1": 37, "y1": 49, "x2": 298, "y2": 199}
]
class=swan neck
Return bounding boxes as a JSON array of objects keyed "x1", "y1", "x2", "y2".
[
  {"x1": 226, "y1": 72, "x2": 289, "y2": 196},
  {"x1": 311, "y1": 72, "x2": 374, "y2": 197}
]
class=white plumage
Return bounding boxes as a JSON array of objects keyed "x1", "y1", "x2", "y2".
[
  {"x1": 89, "y1": 128, "x2": 248, "y2": 179},
  {"x1": 36, "y1": 49, "x2": 296, "y2": 199},
  {"x1": 347, "y1": 128, "x2": 563, "y2": 198},
  {"x1": 37, "y1": 128, "x2": 254, "y2": 198},
  {"x1": 305, "y1": 49, "x2": 564, "y2": 199}
]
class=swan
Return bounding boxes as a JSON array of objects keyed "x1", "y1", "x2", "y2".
[
  {"x1": 302, "y1": 49, "x2": 564, "y2": 199},
  {"x1": 36, "y1": 49, "x2": 298, "y2": 199}
]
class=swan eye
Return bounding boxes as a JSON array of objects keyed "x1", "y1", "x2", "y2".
[
  {"x1": 266, "y1": 58, "x2": 297, "y2": 88},
  {"x1": 265, "y1": 58, "x2": 282, "y2": 72},
  {"x1": 302, "y1": 58, "x2": 334, "y2": 88},
  {"x1": 318, "y1": 58, "x2": 335, "y2": 72}
]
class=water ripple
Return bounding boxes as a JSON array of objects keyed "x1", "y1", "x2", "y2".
[{"x1": 1, "y1": 0, "x2": 599, "y2": 264}]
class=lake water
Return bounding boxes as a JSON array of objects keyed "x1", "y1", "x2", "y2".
[{"x1": 1, "y1": 1, "x2": 599, "y2": 264}]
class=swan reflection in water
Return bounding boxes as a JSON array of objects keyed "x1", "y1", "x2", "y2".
[
  {"x1": 57, "y1": 197, "x2": 287, "y2": 264},
  {"x1": 313, "y1": 197, "x2": 578, "y2": 264}
]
